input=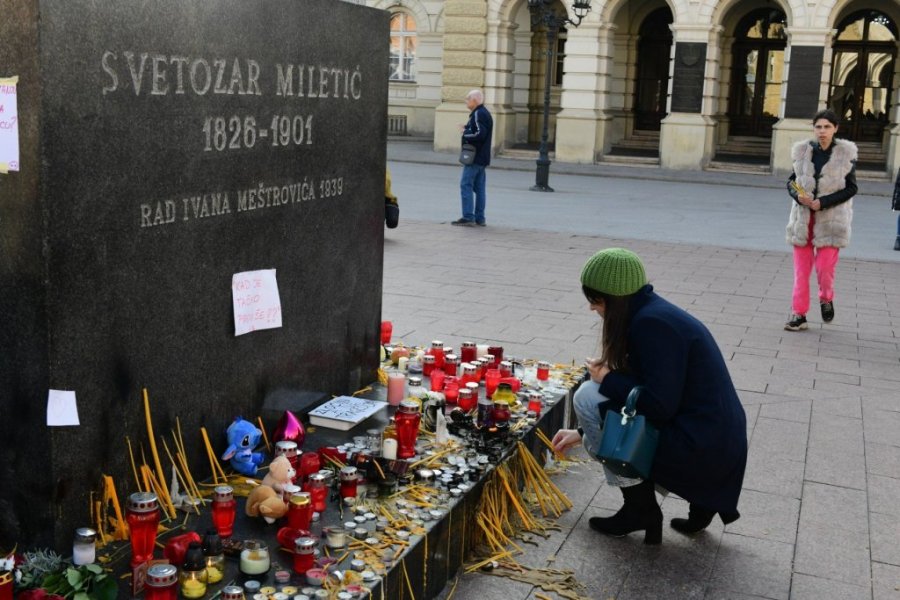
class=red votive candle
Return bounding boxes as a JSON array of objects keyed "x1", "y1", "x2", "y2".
[
  {"x1": 303, "y1": 473, "x2": 328, "y2": 513},
  {"x1": 429, "y1": 340, "x2": 445, "y2": 369},
  {"x1": 380, "y1": 321, "x2": 393, "y2": 345},
  {"x1": 422, "y1": 354, "x2": 436, "y2": 377},
  {"x1": 537, "y1": 360, "x2": 551, "y2": 381},
  {"x1": 293, "y1": 537, "x2": 316, "y2": 575},
  {"x1": 527, "y1": 391, "x2": 543, "y2": 416},
  {"x1": 483, "y1": 354, "x2": 495, "y2": 371},
  {"x1": 211, "y1": 485, "x2": 237, "y2": 538},
  {"x1": 484, "y1": 369, "x2": 501, "y2": 399},
  {"x1": 499, "y1": 360, "x2": 512, "y2": 378},
  {"x1": 287, "y1": 492, "x2": 313, "y2": 530},
  {"x1": 443, "y1": 354, "x2": 459, "y2": 376},
  {"x1": 488, "y1": 346, "x2": 504, "y2": 365},
  {"x1": 126, "y1": 492, "x2": 161, "y2": 568},
  {"x1": 395, "y1": 399, "x2": 422, "y2": 459},
  {"x1": 457, "y1": 388, "x2": 476, "y2": 412},
  {"x1": 274, "y1": 440, "x2": 299, "y2": 476},
  {"x1": 444, "y1": 381, "x2": 460, "y2": 404},
  {"x1": 460, "y1": 342, "x2": 477, "y2": 363},
  {"x1": 339, "y1": 466, "x2": 359, "y2": 500},
  {"x1": 300, "y1": 451, "x2": 321, "y2": 482},
  {"x1": 430, "y1": 369, "x2": 446, "y2": 392}
]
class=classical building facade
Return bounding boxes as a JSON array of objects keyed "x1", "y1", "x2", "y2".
[{"x1": 373, "y1": 0, "x2": 899, "y2": 176}]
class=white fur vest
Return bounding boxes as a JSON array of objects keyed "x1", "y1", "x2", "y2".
[{"x1": 785, "y1": 138, "x2": 857, "y2": 248}]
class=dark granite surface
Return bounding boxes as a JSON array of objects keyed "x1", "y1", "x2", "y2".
[
  {"x1": 670, "y1": 42, "x2": 707, "y2": 114},
  {"x1": 784, "y1": 46, "x2": 825, "y2": 120},
  {"x1": 0, "y1": 0, "x2": 389, "y2": 549}
]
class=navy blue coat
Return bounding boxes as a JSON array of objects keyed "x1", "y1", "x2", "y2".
[
  {"x1": 461, "y1": 104, "x2": 493, "y2": 167},
  {"x1": 598, "y1": 285, "x2": 747, "y2": 520}
]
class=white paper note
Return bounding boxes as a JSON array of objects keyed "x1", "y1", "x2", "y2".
[
  {"x1": 232, "y1": 268, "x2": 283, "y2": 336},
  {"x1": 47, "y1": 389, "x2": 80, "y2": 426},
  {"x1": 0, "y1": 76, "x2": 20, "y2": 173}
]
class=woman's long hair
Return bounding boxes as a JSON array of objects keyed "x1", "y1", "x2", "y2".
[{"x1": 582, "y1": 285, "x2": 632, "y2": 371}]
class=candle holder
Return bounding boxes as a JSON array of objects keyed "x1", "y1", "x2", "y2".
[{"x1": 125, "y1": 492, "x2": 160, "y2": 568}]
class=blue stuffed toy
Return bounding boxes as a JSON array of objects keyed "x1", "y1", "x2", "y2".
[{"x1": 222, "y1": 417, "x2": 265, "y2": 476}]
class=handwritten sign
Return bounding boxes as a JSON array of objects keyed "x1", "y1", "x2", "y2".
[
  {"x1": 232, "y1": 268, "x2": 282, "y2": 336},
  {"x1": 47, "y1": 389, "x2": 80, "y2": 426},
  {"x1": 0, "y1": 76, "x2": 19, "y2": 173}
]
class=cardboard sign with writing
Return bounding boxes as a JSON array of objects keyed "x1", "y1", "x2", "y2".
[
  {"x1": 232, "y1": 269, "x2": 283, "y2": 336},
  {"x1": 0, "y1": 76, "x2": 19, "y2": 173}
]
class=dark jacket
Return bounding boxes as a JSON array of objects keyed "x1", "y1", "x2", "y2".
[
  {"x1": 461, "y1": 104, "x2": 493, "y2": 167},
  {"x1": 598, "y1": 285, "x2": 747, "y2": 520},
  {"x1": 893, "y1": 168, "x2": 900, "y2": 211}
]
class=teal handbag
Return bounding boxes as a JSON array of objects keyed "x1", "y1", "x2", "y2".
[{"x1": 596, "y1": 386, "x2": 659, "y2": 479}]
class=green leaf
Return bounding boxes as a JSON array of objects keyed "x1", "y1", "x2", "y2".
[
  {"x1": 94, "y1": 575, "x2": 118, "y2": 600},
  {"x1": 66, "y1": 567, "x2": 82, "y2": 587},
  {"x1": 73, "y1": 592, "x2": 89, "y2": 600},
  {"x1": 85, "y1": 564, "x2": 103, "y2": 575}
]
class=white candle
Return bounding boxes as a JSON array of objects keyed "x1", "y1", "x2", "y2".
[
  {"x1": 476, "y1": 344, "x2": 489, "y2": 358},
  {"x1": 398, "y1": 356, "x2": 409, "y2": 372},
  {"x1": 387, "y1": 372, "x2": 406, "y2": 406},
  {"x1": 382, "y1": 438, "x2": 398, "y2": 460}
]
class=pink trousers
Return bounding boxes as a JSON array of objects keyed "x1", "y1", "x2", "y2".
[{"x1": 792, "y1": 216, "x2": 840, "y2": 315}]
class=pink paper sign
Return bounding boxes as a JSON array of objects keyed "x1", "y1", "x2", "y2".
[
  {"x1": 232, "y1": 269, "x2": 283, "y2": 336},
  {"x1": 0, "y1": 76, "x2": 20, "y2": 173}
]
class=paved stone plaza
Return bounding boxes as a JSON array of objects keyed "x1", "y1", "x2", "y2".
[{"x1": 383, "y1": 144, "x2": 900, "y2": 599}]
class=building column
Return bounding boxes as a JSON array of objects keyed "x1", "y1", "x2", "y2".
[
  {"x1": 771, "y1": 28, "x2": 834, "y2": 176},
  {"x1": 659, "y1": 25, "x2": 718, "y2": 170},
  {"x1": 484, "y1": 19, "x2": 519, "y2": 152},
  {"x1": 433, "y1": 0, "x2": 487, "y2": 152},
  {"x1": 887, "y1": 40, "x2": 900, "y2": 175},
  {"x1": 555, "y1": 21, "x2": 614, "y2": 163}
]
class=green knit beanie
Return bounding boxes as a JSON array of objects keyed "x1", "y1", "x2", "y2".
[{"x1": 580, "y1": 248, "x2": 647, "y2": 296}]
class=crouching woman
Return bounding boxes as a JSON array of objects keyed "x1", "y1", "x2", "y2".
[{"x1": 552, "y1": 248, "x2": 747, "y2": 544}]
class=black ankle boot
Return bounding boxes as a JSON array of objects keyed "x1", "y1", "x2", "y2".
[
  {"x1": 894, "y1": 236, "x2": 900, "y2": 251},
  {"x1": 589, "y1": 479, "x2": 662, "y2": 544},
  {"x1": 670, "y1": 504, "x2": 716, "y2": 535}
]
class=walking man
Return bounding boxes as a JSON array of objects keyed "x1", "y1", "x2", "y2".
[{"x1": 453, "y1": 89, "x2": 493, "y2": 226}]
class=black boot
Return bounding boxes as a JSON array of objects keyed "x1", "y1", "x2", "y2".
[
  {"x1": 670, "y1": 504, "x2": 716, "y2": 535},
  {"x1": 589, "y1": 479, "x2": 662, "y2": 544},
  {"x1": 894, "y1": 236, "x2": 900, "y2": 251}
]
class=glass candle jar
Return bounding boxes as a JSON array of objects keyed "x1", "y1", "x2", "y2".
[
  {"x1": 144, "y1": 564, "x2": 178, "y2": 600},
  {"x1": 484, "y1": 369, "x2": 501, "y2": 399},
  {"x1": 457, "y1": 388, "x2": 476, "y2": 412},
  {"x1": 460, "y1": 341, "x2": 477, "y2": 363},
  {"x1": 443, "y1": 354, "x2": 459, "y2": 376},
  {"x1": 180, "y1": 542, "x2": 207, "y2": 599},
  {"x1": 212, "y1": 485, "x2": 237, "y2": 538},
  {"x1": 293, "y1": 537, "x2": 317, "y2": 575},
  {"x1": 303, "y1": 473, "x2": 328, "y2": 513},
  {"x1": 407, "y1": 376, "x2": 426, "y2": 399},
  {"x1": 537, "y1": 360, "x2": 551, "y2": 381},
  {"x1": 380, "y1": 321, "x2": 392, "y2": 345},
  {"x1": 477, "y1": 396, "x2": 494, "y2": 427},
  {"x1": 499, "y1": 361, "x2": 513, "y2": 378},
  {"x1": 72, "y1": 527, "x2": 97, "y2": 566},
  {"x1": 299, "y1": 451, "x2": 321, "y2": 482},
  {"x1": 387, "y1": 371, "x2": 406, "y2": 406},
  {"x1": 287, "y1": 491, "x2": 313, "y2": 530},
  {"x1": 274, "y1": 440, "x2": 300, "y2": 474},
  {"x1": 443, "y1": 381, "x2": 460, "y2": 404},
  {"x1": 126, "y1": 492, "x2": 160, "y2": 568},
  {"x1": 429, "y1": 369, "x2": 445, "y2": 392},
  {"x1": 422, "y1": 354, "x2": 436, "y2": 377},
  {"x1": 395, "y1": 399, "x2": 421, "y2": 459},
  {"x1": 382, "y1": 436, "x2": 398, "y2": 460},
  {"x1": 222, "y1": 585, "x2": 245, "y2": 600},
  {"x1": 461, "y1": 363, "x2": 477, "y2": 386},
  {"x1": 465, "y1": 381, "x2": 479, "y2": 400},
  {"x1": 202, "y1": 529, "x2": 225, "y2": 585},
  {"x1": 339, "y1": 466, "x2": 359, "y2": 500},
  {"x1": 324, "y1": 526, "x2": 348, "y2": 549},
  {"x1": 492, "y1": 402, "x2": 511, "y2": 428},
  {"x1": 281, "y1": 483, "x2": 302, "y2": 504},
  {"x1": 482, "y1": 354, "x2": 495, "y2": 372},
  {"x1": 429, "y1": 340, "x2": 445, "y2": 368},
  {"x1": 239, "y1": 540, "x2": 271, "y2": 579},
  {"x1": 527, "y1": 391, "x2": 543, "y2": 416},
  {"x1": 488, "y1": 346, "x2": 504, "y2": 365}
]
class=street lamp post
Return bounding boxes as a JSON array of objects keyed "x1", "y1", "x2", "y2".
[{"x1": 527, "y1": 0, "x2": 591, "y2": 192}]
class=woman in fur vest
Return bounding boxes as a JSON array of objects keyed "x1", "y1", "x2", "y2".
[{"x1": 784, "y1": 109, "x2": 857, "y2": 331}]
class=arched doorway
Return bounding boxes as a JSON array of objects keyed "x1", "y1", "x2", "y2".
[
  {"x1": 633, "y1": 7, "x2": 673, "y2": 132},
  {"x1": 828, "y1": 10, "x2": 897, "y2": 143},
  {"x1": 727, "y1": 8, "x2": 787, "y2": 138}
]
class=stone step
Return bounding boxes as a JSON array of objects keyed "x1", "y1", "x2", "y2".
[
  {"x1": 705, "y1": 161, "x2": 772, "y2": 175},
  {"x1": 599, "y1": 154, "x2": 660, "y2": 167}
]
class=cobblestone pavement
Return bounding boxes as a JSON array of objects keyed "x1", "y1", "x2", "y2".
[{"x1": 382, "y1": 146, "x2": 900, "y2": 600}]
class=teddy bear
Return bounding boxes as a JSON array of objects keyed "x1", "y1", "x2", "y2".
[
  {"x1": 261, "y1": 455, "x2": 296, "y2": 493},
  {"x1": 245, "y1": 484, "x2": 288, "y2": 524}
]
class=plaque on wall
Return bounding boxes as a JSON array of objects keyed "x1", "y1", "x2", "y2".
[
  {"x1": 670, "y1": 42, "x2": 707, "y2": 114},
  {"x1": 784, "y1": 46, "x2": 825, "y2": 119}
]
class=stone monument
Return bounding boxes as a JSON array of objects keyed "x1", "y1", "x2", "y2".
[{"x1": 0, "y1": 0, "x2": 388, "y2": 548}]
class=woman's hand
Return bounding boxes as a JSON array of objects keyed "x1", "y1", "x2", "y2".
[
  {"x1": 585, "y1": 357, "x2": 610, "y2": 384},
  {"x1": 552, "y1": 429, "x2": 582, "y2": 454},
  {"x1": 798, "y1": 194, "x2": 821, "y2": 211}
]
